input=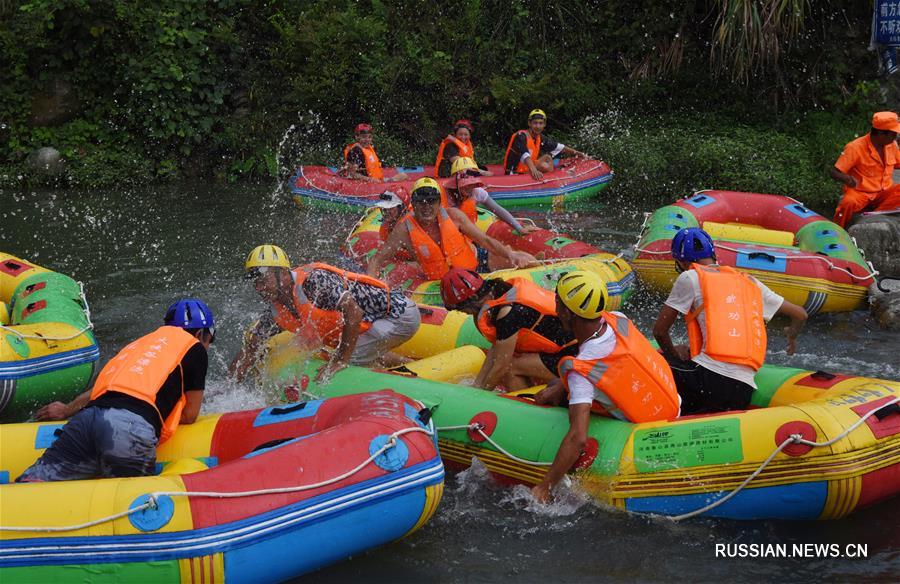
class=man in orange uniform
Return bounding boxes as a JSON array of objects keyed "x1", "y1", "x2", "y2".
[
  {"x1": 531, "y1": 271, "x2": 680, "y2": 502},
  {"x1": 230, "y1": 245, "x2": 420, "y2": 383},
  {"x1": 342, "y1": 123, "x2": 408, "y2": 183},
  {"x1": 830, "y1": 111, "x2": 900, "y2": 227},
  {"x1": 652, "y1": 228, "x2": 807, "y2": 415},
  {"x1": 367, "y1": 178, "x2": 536, "y2": 280},
  {"x1": 503, "y1": 109, "x2": 588, "y2": 179},
  {"x1": 17, "y1": 300, "x2": 215, "y2": 482}
]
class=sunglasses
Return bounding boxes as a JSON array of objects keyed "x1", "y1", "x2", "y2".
[
  {"x1": 245, "y1": 266, "x2": 273, "y2": 280},
  {"x1": 412, "y1": 196, "x2": 440, "y2": 205}
]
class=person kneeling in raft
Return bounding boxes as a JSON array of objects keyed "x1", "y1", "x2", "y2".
[
  {"x1": 229, "y1": 245, "x2": 420, "y2": 384},
  {"x1": 531, "y1": 271, "x2": 681, "y2": 502},
  {"x1": 367, "y1": 177, "x2": 537, "y2": 280},
  {"x1": 652, "y1": 228, "x2": 807, "y2": 415},
  {"x1": 440, "y1": 268, "x2": 578, "y2": 392},
  {"x1": 18, "y1": 299, "x2": 215, "y2": 482},
  {"x1": 444, "y1": 157, "x2": 537, "y2": 235}
]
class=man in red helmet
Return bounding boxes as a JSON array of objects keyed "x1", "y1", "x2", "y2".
[{"x1": 342, "y1": 123, "x2": 408, "y2": 183}]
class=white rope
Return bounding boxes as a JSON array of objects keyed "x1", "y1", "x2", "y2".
[
  {"x1": 633, "y1": 241, "x2": 879, "y2": 281},
  {"x1": 0, "y1": 281, "x2": 95, "y2": 342},
  {"x1": 0, "y1": 426, "x2": 432, "y2": 533},
  {"x1": 665, "y1": 396, "x2": 900, "y2": 521},
  {"x1": 436, "y1": 423, "x2": 552, "y2": 466}
]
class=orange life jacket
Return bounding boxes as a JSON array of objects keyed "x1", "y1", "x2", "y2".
[
  {"x1": 272, "y1": 263, "x2": 390, "y2": 346},
  {"x1": 434, "y1": 136, "x2": 475, "y2": 177},
  {"x1": 558, "y1": 312, "x2": 680, "y2": 422},
  {"x1": 440, "y1": 188, "x2": 478, "y2": 224},
  {"x1": 343, "y1": 142, "x2": 384, "y2": 180},
  {"x1": 405, "y1": 208, "x2": 478, "y2": 280},
  {"x1": 90, "y1": 326, "x2": 199, "y2": 444},
  {"x1": 503, "y1": 130, "x2": 541, "y2": 175},
  {"x1": 475, "y1": 278, "x2": 571, "y2": 353},
  {"x1": 686, "y1": 264, "x2": 767, "y2": 370}
]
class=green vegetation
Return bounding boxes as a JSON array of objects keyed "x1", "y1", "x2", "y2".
[{"x1": 0, "y1": 0, "x2": 888, "y2": 206}]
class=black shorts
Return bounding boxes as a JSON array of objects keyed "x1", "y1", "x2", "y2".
[
  {"x1": 539, "y1": 344, "x2": 580, "y2": 376},
  {"x1": 664, "y1": 355, "x2": 754, "y2": 415}
]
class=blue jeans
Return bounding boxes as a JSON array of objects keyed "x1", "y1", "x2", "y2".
[{"x1": 17, "y1": 406, "x2": 158, "y2": 482}]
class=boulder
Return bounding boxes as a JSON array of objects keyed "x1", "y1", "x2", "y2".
[
  {"x1": 25, "y1": 147, "x2": 65, "y2": 176},
  {"x1": 869, "y1": 278, "x2": 900, "y2": 331},
  {"x1": 848, "y1": 214, "x2": 900, "y2": 278}
]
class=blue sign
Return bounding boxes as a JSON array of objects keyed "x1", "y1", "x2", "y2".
[{"x1": 875, "y1": 1, "x2": 900, "y2": 46}]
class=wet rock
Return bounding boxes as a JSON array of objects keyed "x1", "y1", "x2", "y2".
[
  {"x1": 869, "y1": 279, "x2": 900, "y2": 330},
  {"x1": 848, "y1": 215, "x2": 900, "y2": 278},
  {"x1": 25, "y1": 147, "x2": 65, "y2": 176}
]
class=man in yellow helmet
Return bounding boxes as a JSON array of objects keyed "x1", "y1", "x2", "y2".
[
  {"x1": 531, "y1": 271, "x2": 680, "y2": 502},
  {"x1": 229, "y1": 245, "x2": 420, "y2": 383},
  {"x1": 367, "y1": 177, "x2": 537, "y2": 280},
  {"x1": 503, "y1": 109, "x2": 588, "y2": 179}
]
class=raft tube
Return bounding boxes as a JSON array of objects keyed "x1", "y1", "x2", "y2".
[
  {"x1": 290, "y1": 158, "x2": 613, "y2": 210},
  {"x1": 0, "y1": 390, "x2": 443, "y2": 582},
  {"x1": 343, "y1": 206, "x2": 635, "y2": 307},
  {"x1": 633, "y1": 191, "x2": 877, "y2": 314},
  {"x1": 263, "y1": 345, "x2": 900, "y2": 521},
  {"x1": 0, "y1": 253, "x2": 99, "y2": 421}
]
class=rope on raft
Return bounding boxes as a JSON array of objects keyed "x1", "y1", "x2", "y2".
[{"x1": 0, "y1": 281, "x2": 95, "y2": 342}]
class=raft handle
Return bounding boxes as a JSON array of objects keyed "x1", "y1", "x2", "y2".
[
  {"x1": 747, "y1": 252, "x2": 776, "y2": 263},
  {"x1": 875, "y1": 403, "x2": 900, "y2": 421},
  {"x1": 810, "y1": 370, "x2": 837, "y2": 381},
  {"x1": 250, "y1": 437, "x2": 295, "y2": 452},
  {"x1": 269, "y1": 402, "x2": 308, "y2": 416}
]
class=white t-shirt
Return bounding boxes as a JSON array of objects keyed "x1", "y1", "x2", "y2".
[
  {"x1": 472, "y1": 187, "x2": 491, "y2": 204},
  {"x1": 566, "y1": 312, "x2": 626, "y2": 421},
  {"x1": 664, "y1": 267, "x2": 784, "y2": 388}
]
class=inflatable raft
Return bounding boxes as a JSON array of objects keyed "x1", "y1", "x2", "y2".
[
  {"x1": 343, "y1": 206, "x2": 635, "y2": 307},
  {"x1": 291, "y1": 158, "x2": 613, "y2": 209},
  {"x1": 0, "y1": 253, "x2": 99, "y2": 422},
  {"x1": 262, "y1": 344, "x2": 900, "y2": 521},
  {"x1": 0, "y1": 390, "x2": 443, "y2": 582},
  {"x1": 633, "y1": 191, "x2": 877, "y2": 314}
]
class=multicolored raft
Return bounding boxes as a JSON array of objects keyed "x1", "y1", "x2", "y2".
[
  {"x1": 0, "y1": 390, "x2": 443, "y2": 582},
  {"x1": 264, "y1": 344, "x2": 900, "y2": 521},
  {"x1": 0, "y1": 253, "x2": 99, "y2": 421},
  {"x1": 633, "y1": 191, "x2": 877, "y2": 314},
  {"x1": 291, "y1": 158, "x2": 613, "y2": 209}
]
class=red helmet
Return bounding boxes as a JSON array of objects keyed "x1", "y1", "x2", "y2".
[
  {"x1": 454, "y1": 119, "x2": 474, "y2": 132},
  {"x1": 354, "y1": 123, "x2": 373, "y2": 134},
  {"x1": 440, "y1": 268, "x2": 484, "y2": 308}
]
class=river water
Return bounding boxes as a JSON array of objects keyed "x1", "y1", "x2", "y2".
[{"x1": 2, "y1": 182, "x2": 898, "y2": 582}]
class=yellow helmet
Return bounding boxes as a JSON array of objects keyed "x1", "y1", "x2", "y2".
[
  {"x1": 245, "y1": 244, "x2": 290, "y2": 271},
  {"x1": 412, "y1": 177, "x2": 441, "y2": 193},
  {"x1": 450, "y1": 157, "x2": 479, "y2": 176},
  {"x1": 556, "y1": 270, "x2": 608, "y2": 319},
  {"x1": 529, "y1": 109, "x2": 547, "y2": 121}
]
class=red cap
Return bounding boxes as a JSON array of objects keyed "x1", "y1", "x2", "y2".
[
  {"x1": 354, "y1": 123, "x2": 373, "y2": 134},
  {"x1": 454, "y1": 119, "x2": 474, "y2": 131},
  {"x1": 872, "y1": 112, "x2": 900, "y2": 133}
]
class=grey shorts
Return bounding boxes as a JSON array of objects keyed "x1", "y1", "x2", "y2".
[
  {"x1": 350, "y1": 297, "x2": 421, "y2": 365},
  {"x1": 17, "y1": 406, "x2": 158, "y2": 482}
]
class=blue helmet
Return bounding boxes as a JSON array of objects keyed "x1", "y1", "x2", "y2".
[
  {"x1": 164, "y1": 299, "x2": 215, "y2": 330},
  {"x1": 671, "y1": 228, "x2": 715, "y2": 262}
]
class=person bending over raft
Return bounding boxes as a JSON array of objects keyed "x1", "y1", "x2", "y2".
[
  {"x1": 652, "y1": 228, "x2": 807, "y2": 415},
  {"x1": 434, "y1": 119, "x2": 491, "y2": 178},
  {"x1": 367, "y1": 178, "x2": 537, "y2": 280},
  {"x1": 503, "y1": 109, "x2": 589, "y2": 180},
  {"x1": 230, "y1": 245, "x2": 420, "y2": 383},
  {"x1": 829, "y1": 111, "x2": 900, "y2": 228},
  {"x1": 18, "y1": 299, "x2": 215, "y2": 482},
  {"x1": 444, "y1": 157, "x2": 536, "y2": 234},
  {"x1": 531, "y1": 271, "x2": 680, "y2": 502},
  {"x1": 440, "y1": 269, "x2": 578, "y2": 392},
  {"x1": 341, "y1": 123, "x2": 409, "y2": 183}
]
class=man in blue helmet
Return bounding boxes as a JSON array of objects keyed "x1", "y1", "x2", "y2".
[
  {"x1": 17, "y1": 299, "x2": 215, "y2": 482},
  {"x1": 652, "y1": 228, "x2": 807, "y2": 414}
]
